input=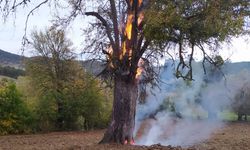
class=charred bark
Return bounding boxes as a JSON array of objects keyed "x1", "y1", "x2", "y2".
[
  {"x1": 100, "y1": 77, "x2": 138, "y2": 144},
  {"x1": 99, "y1": 0, "x2": 146, "y2": 144}
]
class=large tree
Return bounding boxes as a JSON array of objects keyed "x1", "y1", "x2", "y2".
[
  {"x1": 25, "y1": 28, "x2": 78, "y2": 129},
  {"x1": 1, "y1": 0, "x2": 250, "y2": 144}
]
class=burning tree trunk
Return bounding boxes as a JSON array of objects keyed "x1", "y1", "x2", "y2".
[
  {"x1": 100, "y1": 77, "x2": 138, "y2": 144},
  {"x1": 99, "y1": 0, "x2": 147, "y2": 144}
]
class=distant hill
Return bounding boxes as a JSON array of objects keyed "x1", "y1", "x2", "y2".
[
  {"x1": 80, "y1": 60, "x2": 105, "y2": 76},
  {"x1": 223, "y1": 62, "x2": 250, "y2": 74},
  {"x1": 0, "y1": 49, "x2": 25, "y2": 69},
  {"x1": 0, "y1": 49, "x2": 250, "y2": 78},
  {"x1": 0, "y1": 49, "x2": 105, "y2": 74}
]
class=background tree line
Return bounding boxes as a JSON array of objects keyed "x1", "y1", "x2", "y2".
[
  {"x1": 0, "y1": 65, "x2": 25, "y2": 79},
  {"x1": 0, "y1": 28, "x2": 112, "y2": 135}
]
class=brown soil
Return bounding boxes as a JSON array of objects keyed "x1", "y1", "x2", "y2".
[
  {"x1": 0, "y1": 122, "x2": 249, "y2": 150},
  {"x1": 193, "y1": 122, "x2": 250, "y2": 150}
]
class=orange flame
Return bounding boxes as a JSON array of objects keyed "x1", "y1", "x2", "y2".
[
  {"x1": 121, "y1": 0, "x2": 144, "y2": 59},
  {"x1": 136, "y1": 59, "x2": 144, "y2": 79},
  {"x1": 106, "y1": 46, "x2": 115, "y2": 68},
  {"x1": 136, "y1": 67, "x2": 143, "y2": 79},
  {"x1": 107, "y1": 45, "x2": 113, "y2": 55},
  {"x1": 138, "y1": 0, "x2": 143, "y2": 7},
  {"x1": 138, "y1": 0, "x2": 144, "y2": 29},
  {"x1": 124, "y1": 139, "x2": 135, "y2": 145},
  {"x1": 138, "y1": 12, "x2": 144, "y2": 26},
  {"x1": 120, "y1": 13, "x2": 133, "y2": 59},
  {"x1": 119, "y1": 0, "x2": 145, "y2": 80},
  {"x1": 125, "y1": 14, "x2": 133, "y2": 40}
]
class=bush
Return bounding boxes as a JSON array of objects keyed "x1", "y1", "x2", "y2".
[
  {"x1": 34, "y1": 94, "x2": 58, "y2": 131},
  {"x1": 16, "y1": 74, "x2": 112, "y2": 132},
  {"x1": 0, "y1": 79, "x2": 34, "y2": 135},
  {"x1": 62, "y1": 75, "x2": 112, "y2": 130}
]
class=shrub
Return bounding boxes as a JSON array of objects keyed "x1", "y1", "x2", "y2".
[{"x1": 0, "y1": 79, "x2": 34, "y2": 135}]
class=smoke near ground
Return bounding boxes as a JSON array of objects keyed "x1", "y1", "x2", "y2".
[{"x1": 135, "y1": 61, "x2": 250, "y2": 147}]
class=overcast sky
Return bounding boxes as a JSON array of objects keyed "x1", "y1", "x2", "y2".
[
  {"x1": 0, "y1": 2, "x2": 249, "y2": 62},
  {"x1": 0, "y1": 1, "x2": 84, "y2": 56}
]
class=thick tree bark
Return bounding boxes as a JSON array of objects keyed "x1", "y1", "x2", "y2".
[{"x1": 100, "y1": 77, "x2": 138, "y2": 144}]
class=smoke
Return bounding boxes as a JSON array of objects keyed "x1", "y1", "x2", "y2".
[{"x1": 134, "y1": 61, "x2": 250, "y2": 147}]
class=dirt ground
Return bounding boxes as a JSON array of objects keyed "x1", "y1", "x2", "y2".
[
  {"x1": 193, "y1": 122, "x2": 250, "y2": 150},
  {"x1": 0, "y1": 122, "x2": 249, "y2": 150}
]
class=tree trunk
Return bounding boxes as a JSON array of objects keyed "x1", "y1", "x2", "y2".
[
  {"x1": 238, "y1": 115, "x2": 242, "y2": 121},
  {"x1": 56, "y1": 100, "x2": 64, "y2": 130},
  {"x1": 100, "y1": 77, "x2": 138, "y2": 144}
]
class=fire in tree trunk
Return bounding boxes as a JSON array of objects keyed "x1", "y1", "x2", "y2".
[
  {"x1": 100, "y1": 77, "x2": 138, "y2": 144},
  {"x1": 99, "y1": 0, "x2": 147, "y2": 144}
]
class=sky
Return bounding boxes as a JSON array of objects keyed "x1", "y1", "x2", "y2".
[
  {"x1": 0, "y1": 2, "x2": 250, "y2": 62},
  {"x1": 0, "y1": 1, "x2": 84, "y2": 56}
]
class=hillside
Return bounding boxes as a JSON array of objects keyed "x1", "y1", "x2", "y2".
[
  {"x1": 0, "y1": 49, "x2": 250, "y2": 77},
  {"x1": 0, "y1": 49, "x2": 25, "y2": 68}
]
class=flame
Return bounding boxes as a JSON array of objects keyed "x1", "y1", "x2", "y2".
[
  {"x1": 137, "y1": 0, "x2": 144, "y2": 27},
  {"x1": 124, "y1": 139, "x2": 135, "y2": 145},
  {"x1": 120, "y1": 0, "x2": 145, "y2": 60},
  {"x1": 121, "y1": 0, "x2": 144, "y2": 59},
  {"x1": 138, "y1": 12, "x2": 144, "y2": 26},
  {"x1": 136, "y1": 67, "x2": 143, "y2": 79},
  {"x1": 119, "y1": 0, "x2": 145, "y2": 80},
  {"x1": 107, "y1": 46, "x2": 115, "y2": 68},
  {"x1": 138, "y1": 0, "x2": 143, "y2": 7},
  {"x1": 125, "y1": 14, "x2": 133, "y2": 40},
  {"x1": 107, "y1": 45, "x2": 113, "y2": 55},
  {"x1": 136, "y1": 59, "x2": 144, "y2": 79},
  {"x1": 120, "y1": 13, "x2": 133, "y2": 59}
]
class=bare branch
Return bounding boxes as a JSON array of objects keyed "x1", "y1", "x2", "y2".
[
  {"x1": 11, "y1": 0, "x2": 29, "y2": 9},
  {"x1": 85, "y1": 11, "x2": 116, "y2": 51},
  {"x1": 176, "y1": 42, "x2": 193, "y2": 80},
  {"x1": 109, "y1": 0, "x2": 120, "y2": 56},
  {"x1": 22, "y1": 0, "x2": 49, "y2": 46},
  {"x1": 188, "y1": 43, "x2": 195, "y2": 80},
  {"x1": 139, "y1": 40, "x2": 150, "y2": 57},
  {"x1": 53, "y1": 0, "x2": 85, "y2": 28}
]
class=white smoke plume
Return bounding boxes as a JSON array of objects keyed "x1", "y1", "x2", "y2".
[{"x1": 134, "y1": 61, "x2": 250, "y2": 147}]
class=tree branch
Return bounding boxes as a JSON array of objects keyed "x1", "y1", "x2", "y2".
[
  {"x1": 129, "y1": 39, "x2": 150, "y2": 79},
  {"x1": 109, "y1": 0, "x2": 120, "y2": 56},
  {"x1": 85, "y1": 11, "x2": 116, "y2": 50},
  {"x1": 137, "y1": 35, "x2": 144, "y2": 52},
  {"x1": 11, "y1": 0, "x2": 29, "y2": 9},
  {"x1": 22, "y1": 0, "x2": 49, "y2": 46},
  {"x1": 139, "y1": 40, "x2": 150, "y2": 57},
  {"x1": 131, "y1": 0, "x2": 139, "y2": 57}
]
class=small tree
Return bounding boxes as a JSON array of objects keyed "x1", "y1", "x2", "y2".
[
  {"x1": 26, "y1": 28, "x2": 77, "y2": 130},
  {"x1": 233, "y1": 82, "x2": 250, "y2": 121},
  {"x1": 26, "y1": 27, "x2": 112, "y2": 131},
  {"x1": 62, "y1": 73, "x2": 112, "y2": 130},
  {"x1": 0, "y1": 79, "x2": 33, "y2": 135}
]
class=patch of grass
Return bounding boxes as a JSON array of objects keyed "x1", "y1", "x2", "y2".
[
  {"x1": 0, "y1": 75, "x2": 15, "y2": 80},
  {"x1": 218, "y1": 111, "x2": 238, "y2": 121}
]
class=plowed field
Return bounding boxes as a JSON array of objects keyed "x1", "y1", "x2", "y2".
[{"x1": 0, "y1": 122, "x2": 249, "y2": 150}]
